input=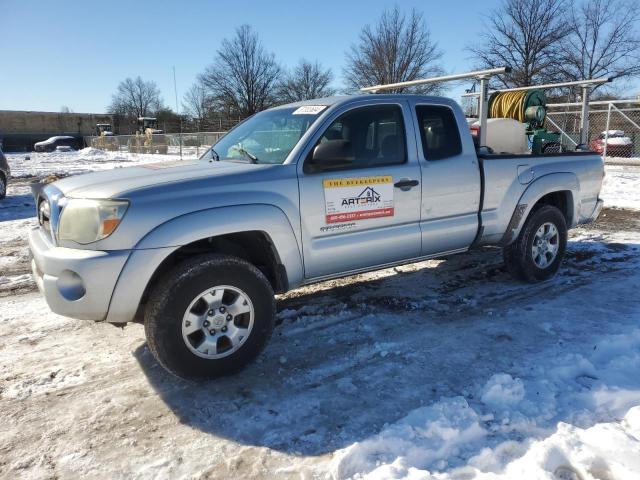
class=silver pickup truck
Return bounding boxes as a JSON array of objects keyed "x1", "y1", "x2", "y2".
[{"x1": 29, "y1": 95, "x2": 604, "y2": 379}]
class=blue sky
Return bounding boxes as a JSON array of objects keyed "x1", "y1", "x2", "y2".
[{"x1": 1, "y1": 0, "x2": 637, "y2": 113}]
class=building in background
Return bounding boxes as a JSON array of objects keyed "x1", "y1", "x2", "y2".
[{"x1": 0, "y1": 110, "x2": 114, "y2": 151}]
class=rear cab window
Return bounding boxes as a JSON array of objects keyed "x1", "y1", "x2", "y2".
[{"x1": 415, "y1": 105, "x2": 462, "y2": 161}]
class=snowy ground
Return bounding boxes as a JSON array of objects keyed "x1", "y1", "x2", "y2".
[
  {"x1": 4, "y1": 148, "x2": 189, "y2": 179},
  {"x1": 1, "y1": 149, "x2": 639, "y2": 479}
]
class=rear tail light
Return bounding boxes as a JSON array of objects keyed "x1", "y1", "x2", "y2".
[{"x1": 469, "y1": 125, "x2": 480, "y2": 148}]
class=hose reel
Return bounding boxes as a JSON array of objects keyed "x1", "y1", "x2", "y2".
[
  {"x1": 488, "y1": 89, "x2": 560, "y2": 154},
  {"x1": 488, "y1": 89, "x2": 547, "y2": 128}
]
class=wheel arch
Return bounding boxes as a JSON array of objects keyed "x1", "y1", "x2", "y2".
[
  {"x1": 501, "y1": 173, "x2": 578, "y2": 246},
  {"x1": 105, "y1": 204, "x2": 303, "y2": 324},
  {"x1": 138, "y1": 229, "x2": 287, "y2": 310}
]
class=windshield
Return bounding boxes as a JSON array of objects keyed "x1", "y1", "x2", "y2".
[{"x1": 200, "y1": 106, "x2": 325, "y2": 164}]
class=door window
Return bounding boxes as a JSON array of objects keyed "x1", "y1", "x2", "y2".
[
  {"x1": 306, "y1": 105, "x2": 406, "y2": 172},
  {"x1": 416, "y1": 105, "x2": 462, "y2": 160}
]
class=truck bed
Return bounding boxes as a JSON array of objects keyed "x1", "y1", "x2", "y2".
[{"x1": 476, "y1": 151, "x2": 604, "y2": 245}]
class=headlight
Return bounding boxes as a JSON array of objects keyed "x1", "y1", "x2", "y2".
[{"x1": 58, "y1": 199, "x2": 129, "y2": 244}]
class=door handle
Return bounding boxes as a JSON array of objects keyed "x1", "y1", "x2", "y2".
[{"x1": 394, "y1": 179, "x2": 419, "y2": 190}]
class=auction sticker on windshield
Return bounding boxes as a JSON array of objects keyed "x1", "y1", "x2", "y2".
[
  {"x1": 292, "y1": 105, "x2": 327, "y2": 115},
  {"x1": 323, "y1": 176, "x2": 394, "y2": 224}
]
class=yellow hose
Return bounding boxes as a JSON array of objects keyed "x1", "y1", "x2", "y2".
[{"x1": 489, "y1": 91, "x2": 528, "y2": 123}]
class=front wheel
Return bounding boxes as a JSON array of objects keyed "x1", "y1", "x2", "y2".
[
  {"x1": 144, "y1": 254, "x2": 275, "y2": 380},
  {"x1": 503, "y1": 205, "x2": 567, "y2": 282},
  {"x1": 0, "y1": 175, "x2": 6, "y2": 200}
]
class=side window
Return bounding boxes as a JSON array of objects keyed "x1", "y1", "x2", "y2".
[
  {"x1": 416, "y1": 105, "x2": 462, "y2": 161},
  {"x1": 307, "y1": 104, "x2": 406, "y2": 172}
]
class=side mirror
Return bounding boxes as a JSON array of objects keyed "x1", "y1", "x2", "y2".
[{"x1": 307, "y1": 139, "x2": 354, "y2": 172}]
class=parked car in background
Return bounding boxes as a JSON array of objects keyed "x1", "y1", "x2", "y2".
[
  {"x1": 55, "y1": 145, "x2": 74, "y2": 153},
  {"x1": 34, "y1": 136, "x2": 77, "y2": 152},
  {"x1": 0, "y1": 146, "x2": 10, "y2": 200},
  {"x1": 590, "y1": 130, "x2": 634, "y2": 157}
]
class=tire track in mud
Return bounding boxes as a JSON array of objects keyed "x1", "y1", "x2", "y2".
[
  {"x1": 265, "y1": 258, "x2": 640, "y2": 402},
  {"x1": 262, "y1": 230, "x2": 640, "y2": 397},
  {"x1": 277, "y1": 230, "x2": 638, "y2": 321}
]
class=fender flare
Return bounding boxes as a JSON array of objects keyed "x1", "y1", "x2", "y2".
[
  {"x1": 501, "y1": 173, "x2": 579, "y2": 246},
  {"x1": 105, "y1": 204, "x2": 303, "y2": 324}
]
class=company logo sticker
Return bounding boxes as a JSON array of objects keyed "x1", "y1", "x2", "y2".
[{"x1": 323, "y1": 176, "x2": 394, "y2": 224}]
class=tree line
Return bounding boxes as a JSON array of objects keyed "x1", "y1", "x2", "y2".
[{"x1": 108, "y1": 0, "x2": 640, "y2": 132}]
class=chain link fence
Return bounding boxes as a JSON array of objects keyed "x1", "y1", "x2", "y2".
[
  {"x1": 84, "y1": 132, "x2": 227, "y2": 157},
  {"x1": 87, "y1": 101, "x2": 640, "y2": 163},
  {"x1": 547, "y1": 100, "x2": 640, "y2": 164},
  {"x1": 112, "y1": 116, "x2": 244, "y2": 136}
]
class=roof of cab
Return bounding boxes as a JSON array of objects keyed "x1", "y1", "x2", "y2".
[{"x1": 269, "y1": 94, "x2": 454, "y2": 110}]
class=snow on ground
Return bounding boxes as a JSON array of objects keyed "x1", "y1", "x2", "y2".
[
  {"x1": 4, "y1": 147, "x2": 193, "y2": 179},
  {"x1": 601, "y1": 164, "x2": 640, "y2": 210},
  {"x1": 1, "y1": 150, "x2": 639, "y2": 479},
  {"x1": 0, "y1": 149, "x2": 196, "y2": 296},
  {"x1": 605, "y1": 156, "x2": 640, "y2": 167}
]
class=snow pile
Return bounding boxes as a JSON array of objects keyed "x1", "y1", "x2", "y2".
[
  {"x1": 5, "y1": 148, "x2": 195, "y2": 178},
  {"x1": 329, "y1": 329, "x2": 640, "y2": 479},
  {"x1": 600, "y1": 165, "x2": 640, "y2": 210},
  {"x1": 472, "y1": 409, "x2": 640, "y2": 480},
  {"x1": 480, "y1": 373, "x2": 525, "y2": 409},
  {"x1": 331, "y1": 397, "x2": 487, "y2": 479}
]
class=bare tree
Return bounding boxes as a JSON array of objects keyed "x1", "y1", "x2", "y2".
[
  {"x1": 469, "y1": 0, "x2": 570, "y2": 88},
  {"x1": 60, "y1": 106, "x2": 73, "y2": 113},
  {"x1": 558, "y1": 0, "x2": 640, "y2": 90},
  {"x1": 182, "y1": 81, "x2": 212, "y2": 127},
  {"x1": 276, "y1": 60, "x2": 336, "y2": 103},
  {"x1": 344, "y1": 7, "x2": 443, "y2": 93},
  {"x1": 200, "y1": 25, "x2": 281, "y2": 117},
  {"x1": 108, "y1": 76, "x2": 163, "y2": 118}
]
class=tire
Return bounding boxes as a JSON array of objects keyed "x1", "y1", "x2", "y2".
[
  {"x1": 0, "y1": 175, "x2": 6, "y2": 200},
  {"x1": 144, "y1": 254, "x2": 275, "y2": 380},
  {"x1": 503, "y1": 205, "x2": 567, "y2": 282}
]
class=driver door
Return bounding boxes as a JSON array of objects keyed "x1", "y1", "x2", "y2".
[{"x1": 297, "y1": 102, "x2": 422, "y2": 279}]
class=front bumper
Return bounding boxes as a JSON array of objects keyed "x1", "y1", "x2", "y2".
[{"x1": 29, "y1": 226, "x2": 131, "y2": 321}]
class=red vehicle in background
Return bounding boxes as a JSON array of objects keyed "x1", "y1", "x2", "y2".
[{"x1": 590, "y1": 130, "x2": 634, "y2": 157}]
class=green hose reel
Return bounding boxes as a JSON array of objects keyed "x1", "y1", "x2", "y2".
[
  {"x1": 522, "y1": 90, "x2": 545, "y2": 127},
  {"x1": 488, "y1": 89, "x2": 561, "y2": 154}
]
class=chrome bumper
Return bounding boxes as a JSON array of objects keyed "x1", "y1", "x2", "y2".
[{"x1": 29, "y1": 227, "x2": 130, "y2": 321}]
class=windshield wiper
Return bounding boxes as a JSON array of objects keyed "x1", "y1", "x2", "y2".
[{"x1": 237, "y1": 147, "x2": 259, "y2": 164}]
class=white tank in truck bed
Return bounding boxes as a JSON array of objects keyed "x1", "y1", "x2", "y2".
[{"x1": 468, "y1": 118, "x2": 529, "y2": 154}]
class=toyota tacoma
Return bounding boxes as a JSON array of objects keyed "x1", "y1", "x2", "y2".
[{"x1": 29, "y1": 95, "x2": 604, "y2": 379}]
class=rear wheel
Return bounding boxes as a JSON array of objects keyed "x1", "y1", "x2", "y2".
[
  {"x1": 144, "y1": 254, "x2": 275, "y2": 380},
  {"x1": 0, "y1": 175, "x2": 6, "y2": 200},
  {"x1": 503, "y1": 205, "x2": 567, "y2": 282}
]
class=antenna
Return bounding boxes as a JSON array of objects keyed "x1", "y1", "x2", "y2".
[{"x1": 173, "y1": 66, "x2": 183, "y2": 160}]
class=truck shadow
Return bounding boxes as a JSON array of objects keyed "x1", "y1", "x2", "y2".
[
  {"x1": 0, "y1": 193, "x2": 35, "y2": 222},
  {"x1": 133, "y1": 234, "x2": 640, "y2": 458}
]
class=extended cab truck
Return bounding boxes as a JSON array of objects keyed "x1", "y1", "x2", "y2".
[{"x1": 29, "y1": 95, "x2": 605, "y2": 379}]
